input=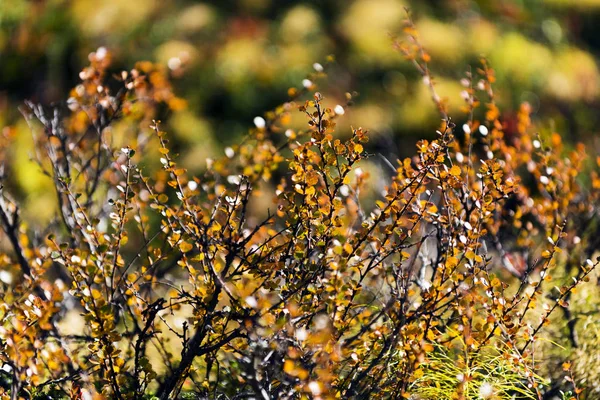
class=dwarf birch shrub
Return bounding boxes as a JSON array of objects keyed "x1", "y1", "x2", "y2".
[{"x1": 0, "y1": 15, "x2": 599, "y2": 400}]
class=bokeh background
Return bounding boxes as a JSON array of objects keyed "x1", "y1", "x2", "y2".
[{"x1": 2, "y1": 0, "x2": 600, "y2": 219}]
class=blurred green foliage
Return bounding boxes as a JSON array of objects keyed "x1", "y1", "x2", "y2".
[{"x1": 2, "y1": 0, "x2": 600, "y2": 216}]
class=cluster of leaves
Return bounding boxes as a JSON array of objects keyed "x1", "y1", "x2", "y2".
[{"x1": 1, "y1": 15, "x2": 600, "y2": 400}]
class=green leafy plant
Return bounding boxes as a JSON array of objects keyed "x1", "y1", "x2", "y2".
[{"x1": 410, "y1": 340, "x2": 542, "y2": 399}]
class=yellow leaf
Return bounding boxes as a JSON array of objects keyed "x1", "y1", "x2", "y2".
[
  {"x1": 449, "y1": 165, "x2": 461, "y2": 177},
  {"x1": 283, "y1": 360, "x2": 295, "y2": 374},
  {"x1": 446, "y1": 256, "x2": 458, "y2": 269},
  {"x1": 211, "y1": 221, "x2": 222, "y2": 233},
  {"x1": 422, "y1": 343, "x2": 434, "y2": 352},
  {"x1": 305, "y1": 170, "x2": 319, "y2": 186},
  {"x1": 541, "y1": 250, "x2": 551, "y2": 258},
  {"x1": 343, "y1": 242, "x2": 353, "y2": 255},
  {"x1": 426, "y1": 329, "x2": 436, "y2": 341},
  {"x1": 179, "y1": 241, "x2": 193, "y2": 253}
]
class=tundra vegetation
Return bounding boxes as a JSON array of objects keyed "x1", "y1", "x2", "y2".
[{"x1": 1, "y1": 14, "x2": 600, "y2": 400}]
